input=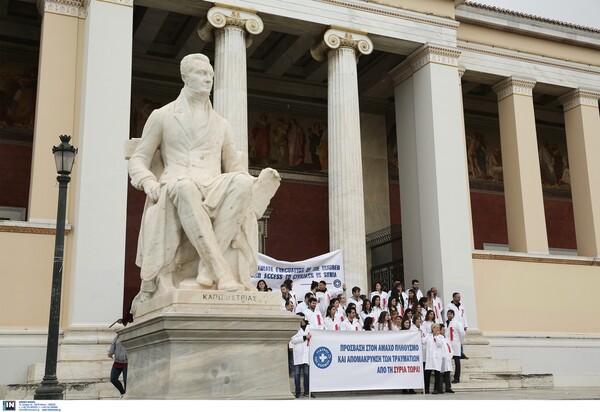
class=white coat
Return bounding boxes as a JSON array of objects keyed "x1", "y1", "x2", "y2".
[
  {"x1": 370, "y1": 291, "x2": 389, "y2": 309},
  {"x1": 315, "y1": 290, "x2": 330, "y2": 317},
  {"x1": 445, "y1": 318, "x2": 465, "y2": 356},
  {"x1": 433, "y1": 296, "x2": 444, "y2": 323},
  {"x1": 340, "y1": 318, "x2": 361, "y2": 331},
  {"x1": 324, "y1": 317, "x2": 339, "y2": 331},
  {"x1": 303, "y1": 308, "x2": 325, "y2": 330},
  {"x1": 438, "y1": 334, "x2": 454, "y2": 373},
  {"x1": 423, "y1": 333, "x2": 444, "y2": 371},
  {"x1": 347, "y1": 296, "x2": 363, "y2": 314},
  {"x1": 446, "y1": 301, "x2": 468, "y2": 328},
  {"x1": 291, "y1": 325, "x2": 311, "y2": 365}
]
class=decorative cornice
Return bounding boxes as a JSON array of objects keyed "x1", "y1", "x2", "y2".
[
  {"x1": 198, "y1": 5, "x2": 264, "y2": 48},
  {"x1": 317, "y1": 0, "x2": 459, "y2": 30},
  {"x1": 98, "y1": 0, "x2": 133, "y2": 7},
  {"x1": 558, "y1": 89, "x2": 600, "y2": 111},
  {"x1": 473, "y1": 252, "x2": 600, "y2": 266},
  {"x1": 37, "y1": 0, "x2": 85, "y2": 17},
  {"x1": 492, "y1": 77, "x2": 536, "y2": 101},
  {"x1": 310, "y1": 28, "x2": 373, "y2": 62},
  {"x1": 389, "y1": 43, "x2": 461, "y2": 85},
  {"x1": 458, "y1": 43, "x2": 600, "y2": 77}
]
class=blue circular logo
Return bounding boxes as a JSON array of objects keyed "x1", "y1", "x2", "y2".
[
  {"x1": 333, "y1": 279, "x2": 342, "y2": 288},
  {"x1": 313, "y1": 346, "x2": 333, "y2": 369}
]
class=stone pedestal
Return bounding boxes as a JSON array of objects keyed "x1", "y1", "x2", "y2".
[{"x1": 119, "y1": 290, "x2": 298, "y2": 399}]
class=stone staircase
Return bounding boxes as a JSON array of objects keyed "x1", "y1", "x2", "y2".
[{"x1": 452, "y1": 329, "x2": 553, "y2": 391}]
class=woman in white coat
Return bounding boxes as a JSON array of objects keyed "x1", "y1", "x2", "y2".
[
  {"x1": 324, "y1": 304, "x2": 339, "y2": 331},
  {"x1": 422, "y1": 323, "x2": 444, "y2": 394}
]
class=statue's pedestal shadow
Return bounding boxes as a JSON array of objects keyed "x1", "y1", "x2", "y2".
[{"x1": 119, "y1": 290, "x2": 298, "y2": 399}]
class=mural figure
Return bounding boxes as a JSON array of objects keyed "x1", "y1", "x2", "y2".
[
  {"x1": 273, "y1": 117, "x2": 288, "y2": 168},
  {"x1": 250, "y1": 113, "x2": 272, "y2": 166},
  {"x1": 287, "y1": 117, "x2": 306, "y2": 170},
  {"x1": 308, "y1": 122, "x2": 323, "y2": 171}
]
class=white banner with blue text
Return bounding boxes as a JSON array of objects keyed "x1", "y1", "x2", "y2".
[
  {"x1": 309, "y1": 329, "x2": 424, "y2": 392},
  {"x1": 252, "y1": 250, "x2": 344, "y2": 299}
]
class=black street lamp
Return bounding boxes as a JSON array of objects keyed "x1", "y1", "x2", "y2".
[{"x1": 34, "y1": 135, "x2": 78, "y2": 400}]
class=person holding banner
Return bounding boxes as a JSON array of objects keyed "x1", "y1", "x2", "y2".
[
  {"x1": 291, "y1": 314, "x2": 311, "y2": 398},
  {"x1": 423, "y1": 323, "x2": 445, "y2": 394}
]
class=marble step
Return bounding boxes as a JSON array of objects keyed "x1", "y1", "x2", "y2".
[
  {"x1": 461, "y1": 358, "x2": 522, "y2": 373},
  {"x1": 27, "y1": 360, "x2": 113, "y2": 384}
]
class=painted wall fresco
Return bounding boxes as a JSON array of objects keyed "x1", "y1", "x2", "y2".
[{"x1": 248, "y1": 110, "x2": 327, "y2": 173}]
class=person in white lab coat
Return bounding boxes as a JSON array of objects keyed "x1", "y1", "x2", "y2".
[
  {"x1": 446, "y1": 292, "x2": 469, "y2": 359},
  {"x1": 422, "y1": 323, "x2": 444, "y2": 394},
  {"x1": 290, "y1": 314, "x2": 311, "y2": 398},
  {"x1": 445, "y1": 309, "x2": 465, "y2": 383}
]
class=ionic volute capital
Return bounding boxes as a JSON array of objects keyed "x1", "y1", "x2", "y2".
[
  {"x1": 311, "y1": 28, "x2": 373, "y2": 62},
  {"x1": 198, "y1": 5, "x2": 264, "y2": 48}
]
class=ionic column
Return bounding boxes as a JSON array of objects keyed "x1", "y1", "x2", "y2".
[
  {"x1": 199, "y1": 5, "x2": 263, "y2": 164},
  {"x1": 558, "y1": 89, "x2": 600, "y2": 257},
  {"x1": 28, "y1": 0, "x2": 81, "y2": 222},
  {"x1": 390, "y1": 44, "x2": 477, "y2": 328},
  {"x1": 492, "y1": 77, "x2": 549, "y2": 254},
  {"x1": 311, "y1": 28, "x2": 373, "y2": 293},
  {"x1": 67, "y1": 0, "x2": 133, "y2": 327}
]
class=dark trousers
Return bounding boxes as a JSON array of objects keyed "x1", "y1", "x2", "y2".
[
  {"x1": 453, "y1": 355, "x2": 462, "y2": 382},
  {"x1": 425, "y1": 369, "x2": 443, "y2": 393},
  {"x1": 288, "y1": 349, "x2": 294, "y2": 376},
  {"x1": 294, "y1": 364, "x2": 309, "y2": 395},
  {"x1": 443, "y1": 371, "x2": 452, "y2": 392},
  {"x1": 110, "y1": 364, "x2": 127, "y2": 395}
]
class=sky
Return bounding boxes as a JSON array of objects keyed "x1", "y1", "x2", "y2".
[{"x1": 470, "y1": 0, "x2": 600, "y2": 29}]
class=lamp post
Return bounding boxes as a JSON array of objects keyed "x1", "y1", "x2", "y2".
[{"x1": 34, "y1": 135, "x2": 78, "y2": 400}]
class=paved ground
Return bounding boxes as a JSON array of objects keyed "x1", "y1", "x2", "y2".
[{"x1": 303, "y1": 387, "x2": 600, "y2": 400}]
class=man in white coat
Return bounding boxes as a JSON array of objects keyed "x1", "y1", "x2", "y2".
[
  {"x1": 446, "y1": 309, "x2": 465, "y2": 383},
  {"x1": 303, "y1": 297, "x2": 325, "y2": 330},
  {"x1": 290, "y1": 314, "x2": 311, "y2": 398},
  {"x1": 446, "y1": 292, "x2": 469, "y2": 359},
  {"x1": 340, "y1": 307, "x2": 361, "y2": 331},
  {"x1": 439, "y1": 324, "x2": 455, "y2": 393},
  {"x1": 347, "y1": 286, "x2": 363, "y2": 314}
]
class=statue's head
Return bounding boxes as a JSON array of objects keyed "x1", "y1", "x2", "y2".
[{"x1": 180, "y1": 54, "x2": 214, "y2": 95}]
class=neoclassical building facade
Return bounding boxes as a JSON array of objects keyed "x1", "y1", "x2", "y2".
[{"x1": 1, "y1": 0, "x2": 599, "y2": 391}]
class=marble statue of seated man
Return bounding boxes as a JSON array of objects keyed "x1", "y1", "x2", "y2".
[{"x1": 128, "y1": 53, "x2": 279, "y2": 311}]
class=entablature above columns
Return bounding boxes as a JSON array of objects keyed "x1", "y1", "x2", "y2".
[
  {"x1": 558, "y1": 89, "x2": 600, "y2": 111},
  {"x1": 310, "y1": 27, "x2": 373, "y2": 62},
  {"x1": 198, "y1": 4, "x2": 264, "y2": 47},
  {"x1": 37, "y1": 0, "x2": 132, "y2": 18},
  {"x1": 389, "y1": 43, "x2": 460, "y2": 85},
  {"x1": 458, "y1": 41, "x2": 600, "y2": 92}
]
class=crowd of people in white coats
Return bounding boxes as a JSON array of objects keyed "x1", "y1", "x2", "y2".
[{"x1": 256, "y1": 278, "x2": 469, "y2": 398}]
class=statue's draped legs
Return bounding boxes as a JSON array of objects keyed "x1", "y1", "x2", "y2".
[{"x1": 166, "y1": 175, "x2": 253, "y2": 291}]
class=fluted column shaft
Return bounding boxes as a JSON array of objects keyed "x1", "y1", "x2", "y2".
[
  {"x1": 558, "y1": 89, "x2": 600, "y2": 257},
  {"x1": 312, "y1": 29, "x2": 373, "y2": 292},
  {"x1": 493, "y1": 77, "x2": 549, "y2": 254},
  {"x1": 199, "y1": 6, "x2": 263, "y2": 166}
]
